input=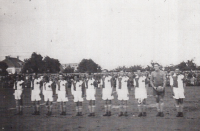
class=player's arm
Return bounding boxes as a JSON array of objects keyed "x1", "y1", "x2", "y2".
[
  {"x1": 183, "y1": 75, "x2": 186, "y2": 95},
  {"x1": 144, "y1": 76, "x2": 148, "y2": 90},
  {"x1": 65, "y1": 82, "x2": 68, "y2": 96},
  {"x1": 169, "y1": 76, "x2": 174, "y2": 96},
  {"x1": 150, "y1": 72, "x2": 156, "y2": 90},
  {"x1": 133, "y1": 79, "x2": 136, "y2": 88},
  {"x1": 162, "y1": 72, "x2": 166, "y2": 88},
  {"x1": 82, "y1": 82, "x2": 85, "y2": 97},
  {"x1": 99, "y1": 79, "x2": 102, "y2": 88},
  {"x1": 85, "y1": 79, "x2": 88, "y2": 89},
  {"x1": 71, "y1": 80, "x2": 74, "y2": 95},
  {"x1": 93, "y1": 81, "x2": 97, "y2": 96},
  {"x1": 21, "y1": 80, "x2": 25, "y2": 94},
  {"x1": 13, "y1": 81, "x2": 16, "y2": 89},
  {"x1": 31, "y1": 80, "x2": 33, "y2": 89}
]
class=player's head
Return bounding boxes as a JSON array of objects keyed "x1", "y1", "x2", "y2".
[
  {"x1": 119, "y1": 70, "x2": 124, "y2": 76},
  {"x1": 136, "y1": 70, "x2": 142, "y2": 76},
  {"x1": 175, "y1": 68, "x2": 180, "y2": 74},
  {"x1": 102, "y1": 69, "x2": 108, "y2": 76},
  {"x1": 127, "y1": 72, "x2": 132, "y2": 77},
  {"x1": 34, "y1": 75, "x2": 39, "y2": 79},
  {"x1": 87, "y1": 72, "x2": 92, "y2": 79},
  {"x1": 16, "y1": 75, "x2": 22, "y2": 81},
  {"x1": 141, "y1": 71, "x2": 146, "y2": 76},
  {"x1": 154, "y1": 63, "x2": 160, "y2": 71},
  {"x1": 43, "y1": 75, "x2": 49, "y2": 82},
  {"x1": 40, "y1": 75, "x2": 43, "y2": 80},
  {"x1": 79, "y1": 75, "x2": 84, "y2": 81},
  {"x1": 59, "y1": 74, "x2": 64, "y2": 80},
  {"x1": 74, "y1": 75, "x2": 78, "y2": 81}
]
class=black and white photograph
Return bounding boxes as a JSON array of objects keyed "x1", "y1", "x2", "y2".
[{"x1": 0, "y1": 0, "x2": 200, "y2": 130}]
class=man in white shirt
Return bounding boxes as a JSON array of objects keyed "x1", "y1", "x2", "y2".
[
  {"x1": 56, "y1": 74, "x2": 68, "y2": 115},
  {"x1": 134, "y1": 70, "x2": 148, "y2": 117},
  {"x1": 85, "y1": 73, "x2": 96, "y2": 116},
  {"x1": 71, "y1": 76, "x2": 85, "y2": 116},
  {"x1": 101, "y1": 71, "x2": 114, "y2": 116},
  {"x1": 13, "y1": 75, "x2": 24, "y2": 115},
  {"x1": 43, "y1": 75, "x2": 54, "y2": 116},
  {"x1": 170, "y1": 68, "x2": 186, "y2": 117},
  {"x1": 116, "y1": 71, "x2": 129, "y2": 117},
  {"x1": 31, "y1": 74, "x2": 43, "y2": 115}
]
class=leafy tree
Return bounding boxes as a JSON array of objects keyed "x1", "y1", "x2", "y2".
[
  {"x1": 127, "y1": 65, "x2": 143, "y2": 72},
  {"x1": 77, "y1": 59, "x2": 101, "y2": 73},
  {"x1": 21, "y1": 52, "x2": 44, "y2": 73},
  {"x1": 113, "y1": 66, "x2": 126, "y2": 72},
  {"x1": 43, "y1": 56, "x2": 61, "y2": 73},
  {"x1": 22, "y1": 52, "x2": 61, "y2": 73},
  {"x1": 176, "y1": 61, "x2": 187, "y2": 71},
  {"x1": 164, "y1": 65, "x2": 175, "y2": 72},
  {"x1": 0, "y1": 62, "x2": 8, "y2": 76},
  {"x1": 144, "y1": 65, "x2": 154, "y2": 71},
  {"x1": 186, "y1": 59, "x2": 196, "y2": 70},
  {"x1": 63, "y1": 66, "x2": 74, "y2": 73}
]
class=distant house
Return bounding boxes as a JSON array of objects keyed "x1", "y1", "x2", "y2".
[
  {"x1": 62, "y1": 63, "x2": 78, "y2": 71},
  {"x1": 1, "y1": 56, "x2": 24, "y2": 74}
]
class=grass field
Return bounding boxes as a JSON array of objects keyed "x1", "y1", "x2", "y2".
[{"x1": 0, "y1": 86, "x2": 200, "y2": 131}]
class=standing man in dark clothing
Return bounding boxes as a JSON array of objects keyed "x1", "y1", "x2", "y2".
[{"x1": 150, "y1": 63, "x2": 166, "y2": 117}]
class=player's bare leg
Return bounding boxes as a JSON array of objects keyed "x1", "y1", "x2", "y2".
[
  {"x1": 49, "y1": 102, "x2": 53, "y2": 115},
  {"x1": 138, "y1": 99, "x2": 143, "y2": 117},
  {"x1": 46, "y1": 101, "x2": 49, "y2": 115},
  {"x1": 63, "y1": 102, "x2": 67, "y2": 115},
  {"x1": 19, "y1": 99, "x2": 23, "y2": 115},
  {"x1": 32, "y1": 101, "x2": 37, "y2": 115},
  {"x1": 75, "y1": 102, "x2": 79, "y2": 116},
  {"x1": 175, "y1": 99, "x2": 180, "y2": 117},
  {"x1": 79, "y1": 102, "x2": 83, "y2": 116},
  {"x1": 119, "y1": 100, "x2": 123, "y2": 117},
  {"x1": 88, "y1": 100, "x2": 92, "y2": 116},
  {"x1": 160, "y1": 98, "x2": 164, "y2": 117},
  {"x1": 92, "y1": 100, "x2": 95, "y2": 116},
  {"x1": 142, "y1": 99, "x2": 147, "y2": 116},
  {"x1": 46, "y1": 101, "x2": 51, "y2": 116},
  {"x1": 15, "y1": 100, "x2": 20, "y2": 115},
  {"x1": 103, "y1": 100, "x2": 108, "y2": 116},
  {"x1": 107, "y1": 100, "x2": 112, "y2": 116},
  {"x1": 60, "y1": 102, "x2": 64, "y2": 115},
  {"x1": 179, "y1": 99, "x2": 184, "y2": 117},
  {"x1": 36, "y1": 101, "x2": 40, "y2": 115},
  {"x1": 156, "y1": 96, "x2": 161, "y2": 117},
  {"x1": 124, "y1": 100, "x2": 128, "y2": 116}
]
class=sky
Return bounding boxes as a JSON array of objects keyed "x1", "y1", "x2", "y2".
[{"x1": 0, "y1": 0, "x2": 200, "y2": 70}]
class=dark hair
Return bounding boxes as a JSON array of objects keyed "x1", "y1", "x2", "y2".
[{"x1": 154, "y1": 63, "x2": 160, "y2": 67}]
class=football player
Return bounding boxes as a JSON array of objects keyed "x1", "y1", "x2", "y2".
[
  {"x1": 170, "y1": 69, "x2": 186, "y2": 117},
  {"x1": 13, "y1": 75, "x2": 24, "y2": 115},
  {"x1": 43, "y1": 75, "x2": 54, "y2": 116},
  {"x1": 85, "y1": 73, "x2": 96, "y2": 116},
  {"x1": 71, "y1": 75, "x2": 85, "y2": 116},
  {"x1": 116, "y1": 71, "x2": 129, "y2": 117},
  {"x1": 100, "y1": 71, "x2": 114, "y2": 116},
  {"x1": 31, "y1": 74, "x2": 43, "y2": 115},
  {"x1": 56, "y1": 74, "x2": 68, "y2": 115},
  {"x1": 134, "y1": 70, "x2": 148, "y2": 117},
  {"x1": 150, "y1": 63, "x2": 166, "y2": 117}
]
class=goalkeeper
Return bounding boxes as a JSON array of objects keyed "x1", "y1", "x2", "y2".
[{"x1": 150, "y1": 63, "x2": 166, "y2": 117}]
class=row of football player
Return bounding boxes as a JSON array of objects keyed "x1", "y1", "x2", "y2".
[{"x1": 13, "y1": 65, "x2": 185, "y2": 117}]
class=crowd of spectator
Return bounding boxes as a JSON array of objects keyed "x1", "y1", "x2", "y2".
[{"x1": 0, "y1": 71, "x2": 200, "y2": 89}]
